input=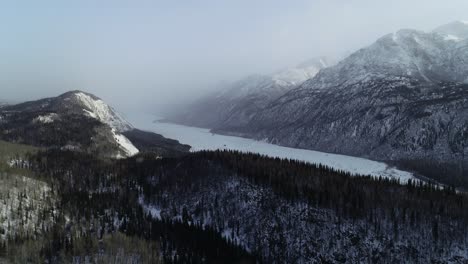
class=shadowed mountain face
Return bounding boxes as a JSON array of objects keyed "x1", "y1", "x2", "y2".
[
  {"x1": 165, "y1": 57, "x2": 335, "y2": 130},
  {"x1": 191, "y1": 22, "x2": 468, "y2": 188},
  {"x1": 0, "y1": 91, "x2": 190, "y2": 158},
  {"x1": 122, "y1": 129, "x2": 190, "y2": 157}
]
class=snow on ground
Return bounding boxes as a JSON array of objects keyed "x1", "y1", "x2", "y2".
[
  {"x1": 33, "y1": 113, "x2": 58, "y2": 124},
  {"x1": 138, "y1": 196, "x2": 162, "y2": 220},
  {"x1": 0, "y1": 174, "x2": 56, "y2": 240},
  {"x1": 112, "y1": 130, "x2": 139, "y2": 158},
  {"x1": 127, "y1": 113, "x2": 415, "y2": 182},
  {"x1": 443, "y1": 34, "x2": 461, "y2": 41},
  {"x1": 74, "y1": 92, "x2": 132, "y2": 132}
]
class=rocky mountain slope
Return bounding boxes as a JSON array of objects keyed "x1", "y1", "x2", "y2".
[
  {"x1": 0, "y1": 91, "x2": 190, "y2": 158},
  {"x1": 434, "y1": 20, "x2": 468, "y2": 41},
  {"x1": 2, "y1": 90, "x2": 133, "y2": 132},
  {"x1": 221, "y1": 21, "x2": 468, "y2": 188},
  {"x1": 166, "y1": 57, "x2": 335, "y2": 130}
]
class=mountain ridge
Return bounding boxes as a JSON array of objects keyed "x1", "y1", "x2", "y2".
[
  {"x1": 165, "y1": 56, "x2": 336, "y2": 130},
  {"x1": 207, "y1": 21, "x2": 468, "y2": 188},
  {"x1": 0, "y1": 90, "x2": 190, "y2": 158},
  {"x1": 4, "y1": 90, "x2": 133, "y2": 132}
]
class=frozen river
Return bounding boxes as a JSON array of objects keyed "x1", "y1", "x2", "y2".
[{"x1": 127, "y1": 113, "x2": 415, "y2": 182}]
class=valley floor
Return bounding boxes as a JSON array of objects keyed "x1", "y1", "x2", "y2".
[{"x1": 127, "y1": 113, "x2": 415, "y2": 182}]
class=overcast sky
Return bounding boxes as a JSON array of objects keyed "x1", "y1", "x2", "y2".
[{"x1": 1, "y1": 0, "x2": 467, "y2": 113}]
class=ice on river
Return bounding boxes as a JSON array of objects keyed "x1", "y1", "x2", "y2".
[{"x1": 127, "y1": 113, "x2": 415, "y2": 182}]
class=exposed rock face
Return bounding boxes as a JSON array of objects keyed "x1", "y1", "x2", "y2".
[
  {"x1": 221, "y1": 22, "x2": 468, "y2": 186},
  {"x1": 166, "y1": 57, "x2": 335, "y2": 130},
  {"x1": 3, "y1": 90, "x2": 133, "y2": 132},
  {"x1": 0, "y1": 91, "x2": 190, "y2": 158}
]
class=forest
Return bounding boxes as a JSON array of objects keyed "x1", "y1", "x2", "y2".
[{"x1": 1, "y1": 148, "x2": 468, "y2": 263}]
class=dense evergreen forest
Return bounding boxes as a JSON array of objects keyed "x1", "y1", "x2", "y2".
[
  {"x1": 1, "y1": 149, "x2": 468, "y2": 263},
  {"x1": 398, "y1": 158, "x2": 468, "y2": 190}
]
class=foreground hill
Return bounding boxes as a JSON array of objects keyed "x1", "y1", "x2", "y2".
[
  {"x1": 3, "y1": 149, "x2": 466, "y2": 263},
  {"x1": 0, "y1": 91, "x2": 190, "y2": 158}
]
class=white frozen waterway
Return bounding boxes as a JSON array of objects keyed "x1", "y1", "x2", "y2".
[{"x1": 126, "y1": 113, "x2": 415, "y2": 182}]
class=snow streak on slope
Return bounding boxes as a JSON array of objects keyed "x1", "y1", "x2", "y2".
[
  {"x1": 128, "y1": 113, "x2": 415, "y2": 182},
  {"x1": 112, "y1": 130, "x2": 139, "y2": 158},
  {"x1": 73, "y1": 92, "x2": 139, "y2": 158},
  {"x1": 74, "y1": 92, "x2": 133, "y2": 132}
]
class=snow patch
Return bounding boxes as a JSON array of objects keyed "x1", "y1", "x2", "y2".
[
  {"x1": 112, "y1": 129, "x2": 139, "y2": 158},
  {"x1": 444, "y1": 34, "x2": 461, "y2": 41},
  {"x1": 74, "y1": 92, "x2": 132, "y2": 132},
  {"x1": 83, "y1": 109, "x2": 97, "y2": 119},
  {"x1": 139, "y1": 196, "x2": 162, "y2": 220},
  {"x1": 33, "y1": 113, "x2": 58, "y2": 124},
  {"x1": 319, "y1": 58, "x2": 327, "y2": 68}
]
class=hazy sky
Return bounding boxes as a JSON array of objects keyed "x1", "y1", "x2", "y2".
[{"x1": 1, "y1": 0, "x2": 467, "y2": 113}]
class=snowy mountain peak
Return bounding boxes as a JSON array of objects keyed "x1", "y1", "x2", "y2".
[
  {"x1": 271, "y1": 57, "x2": 336, "y2": 86},
  {"x1": 65, "y1": 91, "x2": 137, "y2": 157},
  {"x1": 296, "y1": 56, "x2": 335, "y2": 69},
  {"x1": 167, "y1": 55, "x2": 336, "y2": 129},
  {"x1": 224, "y1": 22, "x2": 468, "y2": 189},
  {"x1": 302, "y1": 23, "x2": 468, "y2": 90},
  {"x1": 1, "y1": 90, "x2": 139, "y2": 158},
  {"x1": 216, "y1": 57, "x2": 335, "y2": 100},
  {"x1": 433, "y1": 21, "x2": 468, "y2": 40},
  {"x1": 60, "y1": 90, "x2": 133, "y2": 132}
]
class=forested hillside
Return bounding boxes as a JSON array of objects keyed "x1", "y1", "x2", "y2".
[{"x1": 1, "y1": 148, "x2": 467, "y2": 263}]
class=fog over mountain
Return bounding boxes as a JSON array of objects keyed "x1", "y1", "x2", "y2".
[
  {"x1": 1, "y1": 0, "x2": 468, "y2": 113},
  {"x1": 4, "y1": 2, "x2": 468, "y2": 263}
]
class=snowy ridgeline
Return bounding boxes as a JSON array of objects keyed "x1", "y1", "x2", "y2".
[
  {"x1": 74, "y1": 92, "x2": 133, "y2": 133},
  {"x1": 127, "y1": 113, "x2": 415, "y2": 182}
]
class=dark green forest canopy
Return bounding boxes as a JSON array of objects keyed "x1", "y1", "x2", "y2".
[
  {"x1": 32, "y1": 149, "x2": 468, "y2": 222},
  {"x1": 3, "y1": 149, "x2": 468, "y2": 263}
]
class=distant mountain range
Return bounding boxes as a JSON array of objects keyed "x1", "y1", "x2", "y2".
[
  {"x1": 0, "y1": 91, "x2": 190, "y2": 158},
  {"x1": 3, "y1": 21, "x2": 468, "y2": 264},
  {"x1": 168, "y1": 21, "x2": 468, "y2": 188},
  {"x1": 165, "y1": 57, "x2": 336, "y2": 131}
]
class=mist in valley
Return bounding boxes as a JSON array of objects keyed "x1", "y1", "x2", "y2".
[{"x1": 1, "y1": 0, "x2": 468, "y2": 115}]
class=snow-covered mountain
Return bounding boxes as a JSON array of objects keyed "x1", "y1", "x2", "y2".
[
  {"x1": 6, "y1": 90, "x2": 133, "y2": 132},
  {"x1": 306, "y1": 25, "x2": 468, "y2": 89},
  {"x1": 165, "y1": 57, "x2": 335, "y2": 130},
  {"x1": 71, "y1": 91, "x2": 133, "y2": 132},
  {"x1": 0, "y1": 91, "x2": 190, "y2": 158},
  {"x1": 433, "y1": 20, "x2": 468, "y2": 41},
  {"x1": 272, "y1": 57, "x2": 335, "y2": 86},
  {"x1": 223, "y1": 21, "x2": 468, "y2": 188}
]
